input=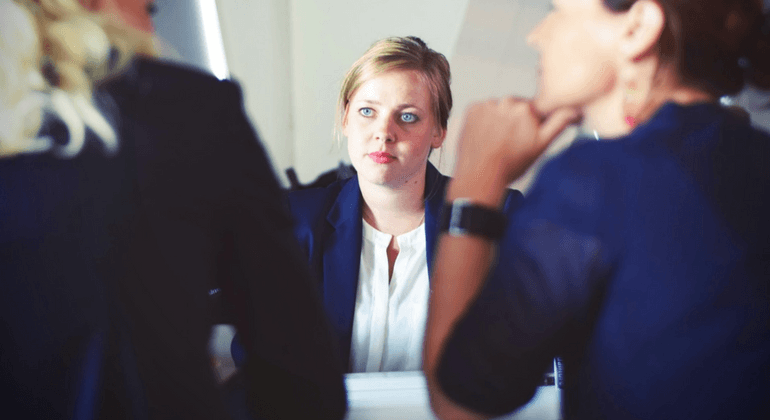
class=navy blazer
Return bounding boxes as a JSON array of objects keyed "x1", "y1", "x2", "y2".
[
  {"x1": 1, "y1": 58, "x2": 347, "y2": 420},
  {"x1": 287, "y1": 162, "x2": 524, "y2": 368},
  {"x1": 437, "y1": 103, "x2": 770, "y2": 418}
]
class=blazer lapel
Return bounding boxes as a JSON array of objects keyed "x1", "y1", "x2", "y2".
[
  {"x1": 424, "y1": 163, "x2": 448, "y2": 277},
  {"x1": 323, "y1": 176, "x2": 364, "y2": 364}
]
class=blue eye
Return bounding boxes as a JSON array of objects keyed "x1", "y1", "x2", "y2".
[
  {"x1": 401, "y1": 113, "x2": 418, "y2": 123},
  {"x1": 359, "y1": 107, "x2": 373, "y2": 117}
]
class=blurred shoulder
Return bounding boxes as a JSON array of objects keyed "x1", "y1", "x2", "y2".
[
  {"x1": 287, "y1": 179, "x2": 348, "y2": 221},
  {"x1": 103, "y1": 57, "x2": 243, "y2": 106}
]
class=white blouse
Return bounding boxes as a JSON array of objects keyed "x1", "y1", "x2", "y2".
[{"x1": 349, "y1": 219, "x2": 430, "y2": 373}]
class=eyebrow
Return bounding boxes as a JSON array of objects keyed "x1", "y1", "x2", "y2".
[{"x1": 355, "y1": 99, "x2": 424, "y2": 110}]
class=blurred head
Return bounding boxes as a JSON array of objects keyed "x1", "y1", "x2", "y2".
[
  {"x1": 79, "y1": 0, "x2": 155, "y2": 33},
  {"x1": 337, "y1": 37, "x2": 450, "y2": 189},
  {"x1": 527, "y1": 0, "x2": 623, "y2": 115},
  {"x1": 0, "y1": 0, "x2": 154, "y2": 158},
  {"x1": 527, "y1": 0, "x2": 769, "y2": 124}
]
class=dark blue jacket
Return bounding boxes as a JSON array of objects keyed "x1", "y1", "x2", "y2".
[
  {"x1": 438, "y1": 102, "x2": 770, "y2": 419},
  {"x1": 1, "y1": 58, "x2": 347, "y2": 420},
  {"x1": 287, "y1": 163, "x2": 524, "y2": 368}
]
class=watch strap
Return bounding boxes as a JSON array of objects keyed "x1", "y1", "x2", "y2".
[{"x1": 439, "y1": 198, "x2": 506, "y2": 240}]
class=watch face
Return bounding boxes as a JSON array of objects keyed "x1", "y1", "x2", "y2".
[{"x1": 448, "y1": 198, "x2": 471, "y2": 236}]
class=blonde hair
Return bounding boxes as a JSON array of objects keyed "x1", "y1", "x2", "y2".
[
  {"x1": 0, "y1": 0, "x2": 154, "y2": 158},
  {"x1": 335, "y1": 36, "x2": 452, "y2": 144}
]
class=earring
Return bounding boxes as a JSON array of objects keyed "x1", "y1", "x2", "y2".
[{"x1": 623, "y1": 78, "x2": 640, "y2": 129}]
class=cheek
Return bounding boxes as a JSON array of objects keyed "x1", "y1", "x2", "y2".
[
  {"x1": 404, "y1": 130, "x2": 436, "y2": 158},
  {"x1": 540, "y1": 28, "x2": 617, "y2": 107},
  {"x1": 346, "y1": 132, "x2": 359, "y2": 157},
  {"x1": 346, "y1": 126, "x2": 366, "y2": 168},
  {"x1": 344, "y1": 122, "x2": 364, "y2": 146},
  {"x1": 559, "y1": 58, "x2": 615, "y2": 94}
]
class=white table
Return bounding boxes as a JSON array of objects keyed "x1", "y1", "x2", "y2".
[
  {"x1": 209, "y1": 326, "x2": 562, "y2": 419},
  {"x1": 345, "y1": 371, "x2": 561, "y2": 420}
]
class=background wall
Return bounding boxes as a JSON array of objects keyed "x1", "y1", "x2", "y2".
[
  {"x1": 159, "y1": 0, "x2": 770, "y2": 191},
  {"x1": 435, "y1": 0, "x2": 568, "y2": 192},
  {"x1": 152, "y1": 0, "x2": 229, "y2": 79},
  {"x1": 216, "y1": 0, "x2": 470, "y2": 186}
]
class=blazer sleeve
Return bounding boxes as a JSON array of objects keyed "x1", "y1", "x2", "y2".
[
  {"x1": 436, "y1": 152, "x2": 610, "y2": 416},
  {"x1": 213, "y1": 81, "x2": 347, "y2": 419}
]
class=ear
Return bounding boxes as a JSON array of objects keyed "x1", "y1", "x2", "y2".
[
  {"x1": 620, "y1": 0, "x2": 665, "y2": 61},
  {"x1": 431, "y1": 127, "x2": 446, "y2": 149}
]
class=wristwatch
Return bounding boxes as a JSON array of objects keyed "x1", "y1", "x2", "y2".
[{"x1": 439, "y1": 198, "x2": 506, "y2": 240}]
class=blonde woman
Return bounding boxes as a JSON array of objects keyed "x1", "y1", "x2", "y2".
[
  {"x1": 286, "y1": 36, "x2": 524, "y2": 373},
  {"x1": 0, "y1": 1, "x2": 345, "y2": 418}
]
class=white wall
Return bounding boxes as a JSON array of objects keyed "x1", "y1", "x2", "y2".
[
  {"x1": 437, "y1": 0, "x2": 570, "y2": 192},
  {"x1": 288, "y1": 0, "x2": 470, "y2": 183},
  {"x1": 216, "y1": 0, "x2": 294, "y2": 182},
  {"x1": 214, "y1": 0, "x2": 571, "y2": 192},
  {"x1": 216, "y1": 0, "x2": 770, "y2": 190},
  {"x1": 217, "y1": 0, "x2": 469, "y2": 186}
]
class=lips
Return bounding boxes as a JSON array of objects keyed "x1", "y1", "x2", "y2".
[{"x1": 369, "y1": 151, "x2": 395, "y2": 163}]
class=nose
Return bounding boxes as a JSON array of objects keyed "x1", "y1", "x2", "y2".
[{"x1": 374, "y1": 116, "x2": 397, "y2": 143}]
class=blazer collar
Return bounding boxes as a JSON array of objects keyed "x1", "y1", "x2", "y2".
[
  {"x1": 325, "y1": 162, "x2": 446, "y2": 228},
  {"x1": 326, "y1": 174, "x2": 363, "y2": 228},
  {"x1": 424, "y1": 162, "x2": 448, "y2": 276},
  {"x1": 323, "y1": 176, "x2": 364, "y2": 366},
  {"x1": 322, "y1": 163, "x2": 448, "y2": 368}
]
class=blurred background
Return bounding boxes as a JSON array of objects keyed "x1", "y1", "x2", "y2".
[{"x1": 152, "y1": 0, "x2": 770, "y2": 193}]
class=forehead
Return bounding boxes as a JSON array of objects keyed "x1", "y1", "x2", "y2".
[
  {"x1": 553, "y1": 0, "x2": 611, "y2": 14},
  {"x1": 350, "y1": 69, "x2": 432, "y2": 107}
]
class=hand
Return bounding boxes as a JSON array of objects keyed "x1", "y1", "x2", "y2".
[{"x1": 454, "y1": 97, "x2": 580, "y2": 188}]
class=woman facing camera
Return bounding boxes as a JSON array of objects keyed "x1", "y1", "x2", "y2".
[
  {"x1": 425, "y1": 0, "x2": 770, "y2": 419},
  {"x1": 288, "y1": 36, "x2": 523, "y2": 373}
]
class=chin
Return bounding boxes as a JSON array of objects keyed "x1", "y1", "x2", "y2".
[
  {"x1": 532, "y1": 95, "x2": 557, "y2": 117},
  {"x1": 533, "y1": 91, "x2": 586, "y2": 119},
  {"x1": 357, "y1": 166, "x2": 394, "y2": 186}
]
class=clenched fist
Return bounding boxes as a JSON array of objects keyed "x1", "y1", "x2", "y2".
[{"x1": 454, "y1": 97, "x2": 580, "y2": 191}]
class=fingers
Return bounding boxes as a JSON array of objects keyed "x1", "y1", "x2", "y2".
[
  {"x1": 537, "y1": 107, "x2": 581, "y2": 148},
  {"x1": 455, "y1": 97, "x2": 578, "y2": 187}
]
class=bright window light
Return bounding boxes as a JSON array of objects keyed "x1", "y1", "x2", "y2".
[{"x1": 196, "y1": 0, "x2": 229, "y2": 80}]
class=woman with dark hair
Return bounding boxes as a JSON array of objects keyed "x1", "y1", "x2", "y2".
[{"x1": 424, "y1": 0, "x2": 770, "y2": 419}]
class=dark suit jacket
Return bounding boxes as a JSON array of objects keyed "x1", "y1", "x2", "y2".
[
  {"x1": 1, "y1": 58, "x2": 346, "y2": 420},
  {"x1": 287, "y1": 163, "x2": 524, "y2": 368}
]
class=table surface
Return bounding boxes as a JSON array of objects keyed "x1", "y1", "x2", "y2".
[
  {"x1": 209, "y1": 326, "x2": 562, "y2": 419},
  {"x1": 344, "y1": 371, "x2": 561, "y2": 420}
]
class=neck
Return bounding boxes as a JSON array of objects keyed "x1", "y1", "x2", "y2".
[
  {"x1": 583, "y1": 87, "x2": 629, "y2": 139},
  {"x1": 584, "y1": 74, "x2": 715, "y2": 139},
  {"x1": 359, "y1": 171, "x2": 426, "y2": 237}
]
